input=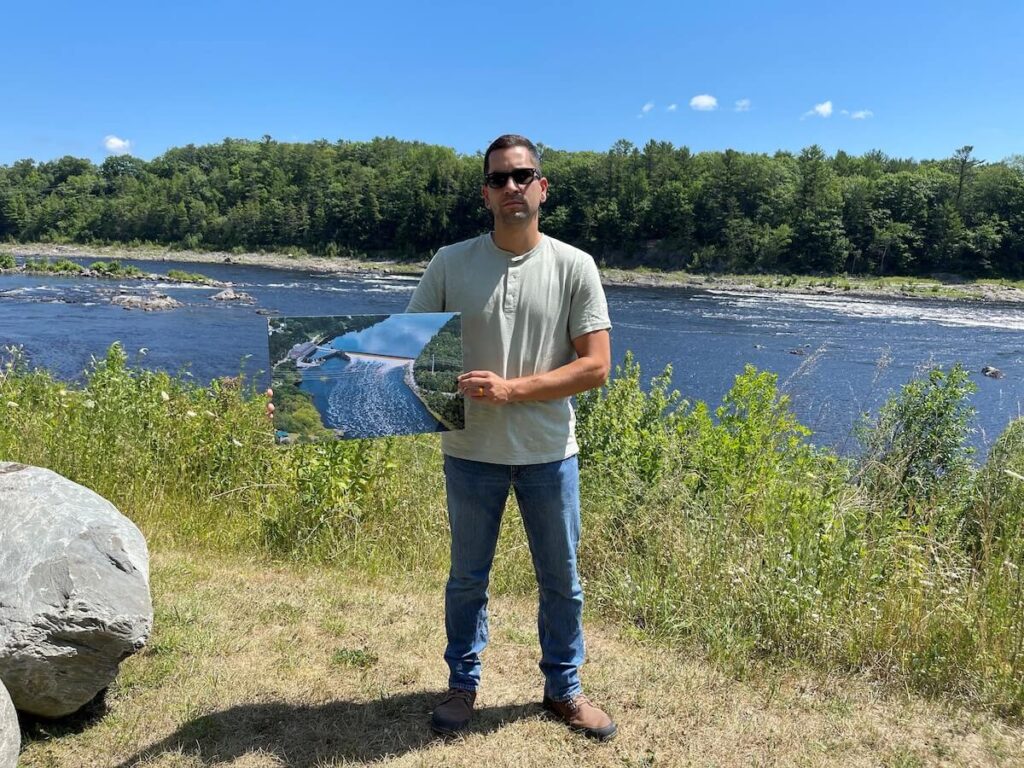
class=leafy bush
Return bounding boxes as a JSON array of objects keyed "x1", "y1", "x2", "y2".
[
  {"x1": 856, "y1": 364, "x2": 977, "y2": 534},
  {"x1": 0, "y1": 252, "x2": 14, "y2": 269},
  {"x1": 89, "y1": 260, "x2": 144, "y2": 277},
  {"x1": 576, "y1": 351, "x2": 682, "y2": 487}
]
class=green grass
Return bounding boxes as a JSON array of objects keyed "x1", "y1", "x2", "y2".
[{"x1": 2, "y1": 343, "x2": 1023, "y2": 718}]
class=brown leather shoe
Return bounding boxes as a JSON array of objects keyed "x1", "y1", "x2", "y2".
[
  {"x1": 543, "y1": 694, "x2": 618, "y2": 741},
  {"x1": 431, "y1": 688, "x2": 476, "y2": 735}
]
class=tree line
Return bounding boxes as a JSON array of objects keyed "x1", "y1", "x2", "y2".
[{"x1": 1, "y1": 136, "x2": 1021, "y2": 278}]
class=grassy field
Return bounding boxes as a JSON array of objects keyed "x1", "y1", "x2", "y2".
[
  {"x1": 4, "y1": 344, "x2": 1024, "y2": 765},
  {"x1": 17, "y1": 549, "x2": 1024, "y2": 768}
]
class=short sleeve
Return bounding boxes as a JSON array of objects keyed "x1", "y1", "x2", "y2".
[
  {"x1": 568, "y1": 255, "x2": 611, "y2": 340},
  {"x1": 406, "y1": 249, "x2": 446, "y2": 313}
]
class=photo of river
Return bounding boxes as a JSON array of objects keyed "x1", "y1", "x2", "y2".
[
  {"x1": 1, "y1": 256, "x2": 1021, "y2": 452},
  {"x1": 268, "y1": 312, "x2": 463, "y2": 440}
]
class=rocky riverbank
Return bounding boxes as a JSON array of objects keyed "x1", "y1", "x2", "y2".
[{"x1": 10, "y1": 242, "x2": 1024, "y2": 304}]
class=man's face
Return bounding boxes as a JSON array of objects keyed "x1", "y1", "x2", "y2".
[{"x1": 482, "y1": 146, "x2": 548, "y2": 226}]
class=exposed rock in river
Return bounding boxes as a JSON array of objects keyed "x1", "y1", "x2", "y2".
[
  {"x1": 982, "y1": 366, "x2": 1005, "y2": 379},
  {"x1": 210, "y1": 287, "x2": 254, "y2": 303},
  {"x1": 111, "y1": 292, "x2": 182, "y2": 311}
]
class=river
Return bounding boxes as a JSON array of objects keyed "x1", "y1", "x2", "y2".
[{"x1": 1, "y1": 257, "x2": 1021, "y2": 452}]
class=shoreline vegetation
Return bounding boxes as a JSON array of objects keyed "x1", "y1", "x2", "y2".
[
  {"x1": 2, "y1": 344, "x2": 1023, "y2": 730},
  {"x1": 1, "y1": 245, "x2": 223, "y2": 286},
  {"x1": 7, "y1": 241, "x2": 1024, "y2": 303}
]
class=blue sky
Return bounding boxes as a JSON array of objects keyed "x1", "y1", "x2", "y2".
[
  {"x1": 4, "y1": 0, "x2": 1022, "y2": 165},
  {"x1": 330, "y1": 313, "x2": 452, "y2": 358}
]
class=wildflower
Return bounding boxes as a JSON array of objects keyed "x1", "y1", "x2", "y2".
[
  {"x1": 160, "y1": 391, "x2": 170, "y2": 402},
  {"x1": 185, "y1": 410, "x2": 197, "y2": 418},
  {"x1": 84, "y1": 399, "x2": 95, "y2": 409},
  {"x1": 58, "y1": 389, "x2": 67, "y2": 397},
  {"x1": 231, "y1": 438, "x2": 242, "y2": 447}
]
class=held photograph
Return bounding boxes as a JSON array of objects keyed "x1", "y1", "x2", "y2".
[{"x1": 268, "y1": 312, "x2": 464, "y2": 441}]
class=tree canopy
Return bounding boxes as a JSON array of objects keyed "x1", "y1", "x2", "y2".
[{"x1": 1, "y1": 137, "x2": 1021, "y2": 278}]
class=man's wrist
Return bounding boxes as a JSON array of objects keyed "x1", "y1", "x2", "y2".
[{"x1": 506, "y1": 378, "x2": 524, "y2": 403}]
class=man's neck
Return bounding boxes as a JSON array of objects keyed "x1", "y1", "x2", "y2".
[{"x1": 491, "y1": 223, "x2": 542, "y2": 256}]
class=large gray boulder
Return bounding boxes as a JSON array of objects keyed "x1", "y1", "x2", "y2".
[
  {"x1": 0, "y1": 680, "x2": 17, "y2": 768},
  {"x1": 0, "y1": 463, "x2": 152, "y2": 718}
]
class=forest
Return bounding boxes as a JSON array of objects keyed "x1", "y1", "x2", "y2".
[{"x1": 1, "y1": 137, "x2": 1021, "y2": 278}]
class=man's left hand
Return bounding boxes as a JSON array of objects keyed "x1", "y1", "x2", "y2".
[{"x1": 457, "y1": 371, "x2": 514, "y2": 405}]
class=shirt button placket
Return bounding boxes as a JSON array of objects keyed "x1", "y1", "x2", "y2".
[{"x1": 505, "y1": 267, "x2": 520, "y2": 314}]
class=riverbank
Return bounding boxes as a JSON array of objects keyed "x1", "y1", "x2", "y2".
[{"x1": 10, "y1": 242, "x2": 1024, "y2": 303}]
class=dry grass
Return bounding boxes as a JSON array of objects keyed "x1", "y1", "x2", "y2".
[{"x1": 16, "y1": 549, "x2": 1024, "y2": 768}]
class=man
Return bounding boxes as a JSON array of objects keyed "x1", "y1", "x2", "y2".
[{"x1": 406, "y1": 134, "x2": 616, "y2": 741}]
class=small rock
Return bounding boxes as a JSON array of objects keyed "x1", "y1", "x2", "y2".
[
  {"x1": 0, "y1": 681, "x2": 17, "y2": 768},
  {"x1": 982, "y1": 366, "x2": 1005, "y2": 379}
]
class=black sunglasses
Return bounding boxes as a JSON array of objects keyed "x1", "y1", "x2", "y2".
[{"x1": 484, "y1": 168, "x2": 541, "y2": 189}]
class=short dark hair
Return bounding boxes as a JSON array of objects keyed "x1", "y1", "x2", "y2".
[{"x1": 484, "y1": 134, "x2": 541, "y2": 175}]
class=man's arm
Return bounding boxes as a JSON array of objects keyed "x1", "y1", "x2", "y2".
[{"x1": 457, "y1": 329, "x2": 610, "y2": 405}]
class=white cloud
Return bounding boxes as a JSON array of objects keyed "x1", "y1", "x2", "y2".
[
  {"x1": 641, "y1": 101, "x2": 655, "y2": 113},
  {"x1": 689, "y1": 94, "x2": 718, "y2": 111},
  {"x1": 734, "y1": 98, "x2": 751, "y2": 112},
  {"x1": 104, "y1": 135, "x2": 132, "y2": 154},
  {"x1": 667, "y1": 103, "x2": 678, "y2": 112},
  {"x1": 851, "y1": 109, "x2": 874, "y2": 120},
  {"x1": 802, "y1": 100, "x2": 833, "y2": 119}
]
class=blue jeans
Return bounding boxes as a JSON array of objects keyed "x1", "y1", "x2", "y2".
[{"x1": 443, "y1": 454, "x2": 584, "y2": 701}]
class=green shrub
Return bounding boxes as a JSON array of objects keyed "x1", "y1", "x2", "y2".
[
  {"x1": 0, "y1": 252, "x2": 14, "y2": 269},
  {"x1": 167, "y1": 268, "x2": 209, "y2": 283},
  {"x1": 576, "y1": 351, "x2": 682, "y2": 487},
  {"x1": 856, "y1": 364, "x2": 977, "y2": 534},
  {"x1": 89, "y1": 260, "x2": 144, "y2": 277}
]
